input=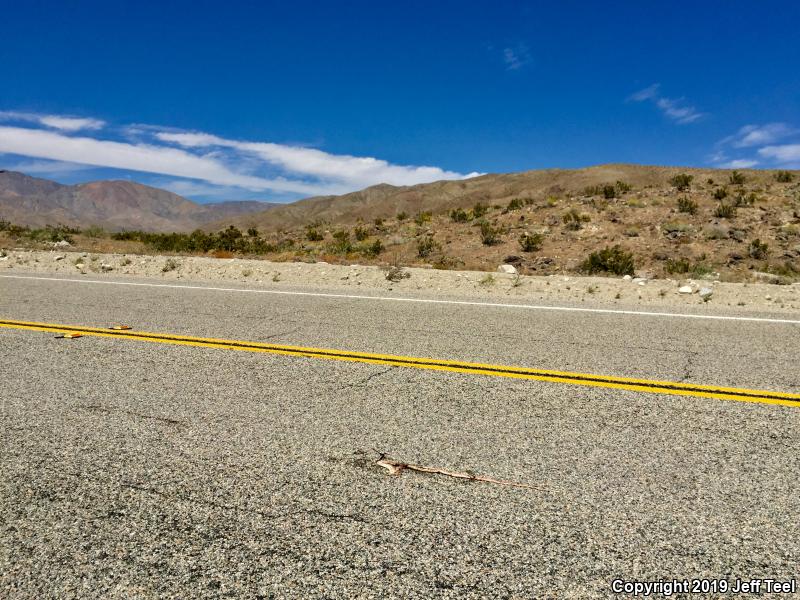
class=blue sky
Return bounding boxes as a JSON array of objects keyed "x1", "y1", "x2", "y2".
[{"x1": 1, "y1": 0, "x2": 799, "y2": 202}]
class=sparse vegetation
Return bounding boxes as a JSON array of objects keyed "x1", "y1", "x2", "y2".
[
  {"x1": 581, "y1": 245, "x2": 635, "y2": 276},
  {"x1": 479, "y1": 221, "x2": 501, "y2": 245},
  {"x1": 729, "y1": 171, "x2": 746, "y2": 185},
  {"x1": 472, "y1": 202, "x2": 489, "y2": 218},
  {"x1": 479, "y1": 273, "x2": 495, "y2": 286},
  {"x1": 748, "y1": 238, "x2": 769, "y2": 259},
  {"x1": 306, "y1": 225, "x2": 324, "y2": 241},
  {"x1": 353, "y1": 225, "x2": 369, "y2": 241},
  {"x1": 713, "y1": 187, "x2": 728, "y2": 200},
  {"x1": 519, "y1": 231, "x2": 544, "y2": 252},
  {"x1": 775, "y1": 170, "x2": 793, "y2": 183},
  {"x1": 396, "y1": 211, "x2": 408, "y2": 221},
  {"x1": 713, "y1": 203, "x2": 736, "y2": 219},
  {"x1": 330, "y1": 230, "x2": 352, "y2": 254},
  {"x1": 385, "y1": 265, "x2": 410, "y2": 282},
  {"x1": 414, "y1": 211, "x2": 432, "y2": 225},
  {"x1": 677, "y1": 197, "x2": 698, "y2": 215},
  {"x1": 670, "y1": 173, "x2": 693, "y2": 191},
  {"x1": 506, "y1": 198, "x2": 525, "y2": 211},
  {"x1": 562, "y1": 209, "x2": 589, "y2": 230},
  {"x1": 162, "y1": 258, "x2": 179, "y2": 272},
  {"x1": 416, "y1": 235, "x2": 439, "y2": 257},
  {"x1": 450, "y1": 208, "x2": 470, "y2": 223}
]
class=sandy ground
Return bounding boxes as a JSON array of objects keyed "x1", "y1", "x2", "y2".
[{"x1": 2, "y1": 248, "x2": 800, "y2": 313}]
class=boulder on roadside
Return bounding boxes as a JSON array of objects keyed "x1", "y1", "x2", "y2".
[
  {"x1": 678, "y1": 285, "x2": 693, "y2": 294},
  {"x1": 699, "y1": 287, "x2": 713, "y2": 301},
  {"x1": 497, "y1": 264, "x2": 518, "y2": 275}
]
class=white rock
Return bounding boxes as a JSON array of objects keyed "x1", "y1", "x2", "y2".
[
  {"x1": 678, "y1": 285, "x2": 693, "y2": 294},
  {"x1": 637, "y1": 281, "x2": 646, "y2": 286},
  {"x1": 497, "y1": 264, "x2": 518, "y2": 274},
  {"x1": 622, "y1": 275, "x2": 632, "y2": 281},
  {"x1": 100, "y1": 262, "x2": 113, "y2": 272},
  {"x1": 699, "y1": 287, "x2": 713, "y2": 300},
  {"x1": 632, "y1": 277, "x2": 647, "y2": 285},
  {"x1": 53, "y1": 240, "x2": 71, "y2": 247}
]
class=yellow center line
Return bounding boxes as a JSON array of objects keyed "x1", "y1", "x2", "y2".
[{"x1": 2, "y1": 318, "x2": 799, "y2": 408}]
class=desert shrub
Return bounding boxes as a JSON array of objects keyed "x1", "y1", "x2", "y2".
[
  {"x1": 472, "y1": 202, "x2": 489, "y2": 218},
  {"x1": 775, "y1": 170, "x2": 794, "y2": 183},
  {"x1": 670, "y1": 173, "x2": 693, "y2": 191},
  {"x1": 247, "y1": 227, "x2": 259, "y2": 237},
  {"x1": 665, "y1": 257, "x2": 691, "y2": 274},
  {"x1": 662, "y1": 221, "x2": 692, "y2": 235},
  {"x1": 602, "y1": 184, "x2": 617, "y2": 199},
  {"x1": 562, "y1": 208, "x2": 589, "y2": 230},
  {"x1": 729, "y1": 170, "x2": 746, "y2": 185},
  {"x1": 374, "y1": 217, "x2": 384, "y2": 228},
  {"x1": 506, "y1": 198, "x2": 525, "y2": 211},
  {"x1": 450, "y1": 208, "x2": 470, "y2": 223},
  {"x1": 615, "y1": 180, "x2": 632, "y2": 194},
  {"x1": 546, "y1": 196, "x2": 558, "y2": 207},
  {"x1": 306, "y1": 225, "x2": 324, "y2": 241},
  {"x1": 713, "y1": 187, "x2": 728, "y2": 200},
  {"x1": 0, "y1": 219, "x2": 9, "y2": 231},
  {"x1": 353, "y1": 225, "x2": 369, "y2": 241},
  {"x1": 518, "y1": 231, "x2": 544, "y2": 252},
  {"x1": 385, "y1": 265, "x2": 410, "y2": 282},
  {"x1": 748, "y1": 238, "x2": 769, "y2": 259},
  {"x1": 479, "y1": 220, "x2": 501, "y2": 245},
  {"x1": 396, "y1": 211, "x2": 408, "y2": 221},
  {"x1": 416, "y1": 235, "x2": 439, "y2": 257},
  {"x1": 414, "y1": 212, "x2": 432, "y2": 225},
  {"x1": 360, "y1": 239, "x2": 383, "y2": 257},
  {"x1": 734, "y1": 191, "x2": 757, "y2": 206},
  {"x1": 84, "y1": 225, "x2": 106, "y2": 238},
  {"x1": 713, "y1": 203, "x2": 736, "y2": 219},
  {"x1": 623, "y1": 226, "x2": 640, "y2": 237},
  {"x1": 677, "y1": 197, "x2": 698, "y2": 215},
  {"x1": 330, "y1": 230, "x2": 352, "y2": 254},
  {"x1": 161, "y1": 258, "x2": 179, "y2": 272},
  {"x1": 581, "y1": 245, "x2": 635, "y2": 276}
]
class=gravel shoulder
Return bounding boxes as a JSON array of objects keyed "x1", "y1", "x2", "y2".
[{"x1": 3, "y1": 248, "x2": 800, "y2": 314}]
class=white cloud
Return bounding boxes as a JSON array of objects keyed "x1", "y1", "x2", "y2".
[
  {"x1": 503, "y1": 44, "x2": 531, "y2": 71},
  {"x1": 717, "y1": 158, "x2": 759, "y2": 169},
  {"x1": 721, "y1": 123, "x2": 797, "y2": 148},
  {"x1": 155, "y1": 131, "x2": 481, "y2": 189},
  {"x1": 628, "y1": 84, "x2": 704, "y2": 124},
  {"x1": 0, "y1": 126, "x2": 326, "y2": 195},
  {"x1": 0, "y1": 110, "x2": 105, "y2": 131},
  {"x1": 0, "y1": 159, "x2": 94, "y2": 175},
  {"x1": 758, "y1": 144, "x2": 800, "y2": 163},
  {"x1": 0, "y1": 113, "x2": 479, "y2": 198}
]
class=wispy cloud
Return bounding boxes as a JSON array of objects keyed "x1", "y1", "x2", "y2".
[
  {"x1": 0, "y1": 159, "x2": 94, "y2": 176},
  {"x1": 710, "y1": 122, "x2": 800, "y2": 169},
  {"x1": 758, "y1": 143, "x2": 800, "y2": 165},
  {"x1": 628, "y1": 84, "x2": 704, "y2": 124},
  {"x1": 720, "y1": 123, "x2": 798, "y2": 148},
  {"x1": 503, "y1": 44, "x2": 531, "y2": 71},
  {"x1": 0, "y1": 110, "x2": 105, "y2": 132},
  {"x1": 0, "y1": 112, "x2": 480, "y2": 198}
]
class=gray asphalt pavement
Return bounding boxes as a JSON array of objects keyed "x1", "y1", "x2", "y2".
[{"x1": 1, "y1": 274, "x2": 799, "y2": 598}]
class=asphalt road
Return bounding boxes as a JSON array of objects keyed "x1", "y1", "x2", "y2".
[{"x1": 1, "y1": 274, "x2": 799, "y2": 598}]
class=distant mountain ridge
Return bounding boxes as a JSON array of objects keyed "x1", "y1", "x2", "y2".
[{"x1": 0, "y1": 170, "x2": 277, "y2": 232}]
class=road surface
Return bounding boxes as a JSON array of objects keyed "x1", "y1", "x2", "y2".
[{"x1": 1, "y1": 274, "x2": 799, "y2": 598}]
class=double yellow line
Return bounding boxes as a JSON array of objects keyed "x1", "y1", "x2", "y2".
[{"x1": 2, "y1": 318, "x2": 799, "y2": 408}]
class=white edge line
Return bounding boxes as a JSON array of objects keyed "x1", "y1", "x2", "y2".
[{"x1": 2, "y1": 273, "x2": 800, "y2": 325}]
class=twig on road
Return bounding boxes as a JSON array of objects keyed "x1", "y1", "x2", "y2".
[{"x1": 374, "y1": 451, "x2": 538, "y2": 490}]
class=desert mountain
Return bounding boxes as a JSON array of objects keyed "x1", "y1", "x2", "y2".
[
  {"x1": 0, "y1": 170, "x2": 276, "y2": 232},
  {"x1": 214, "y1": 164, "x2": 749, "y2": 232}
]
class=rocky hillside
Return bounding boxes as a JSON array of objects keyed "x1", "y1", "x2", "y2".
[
  {"x1": 210, "y1": 164, "x2": 799, "y2": 282},
  {"x1": 0, "y1": 171, "x2": 275, "y2": 232}
]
